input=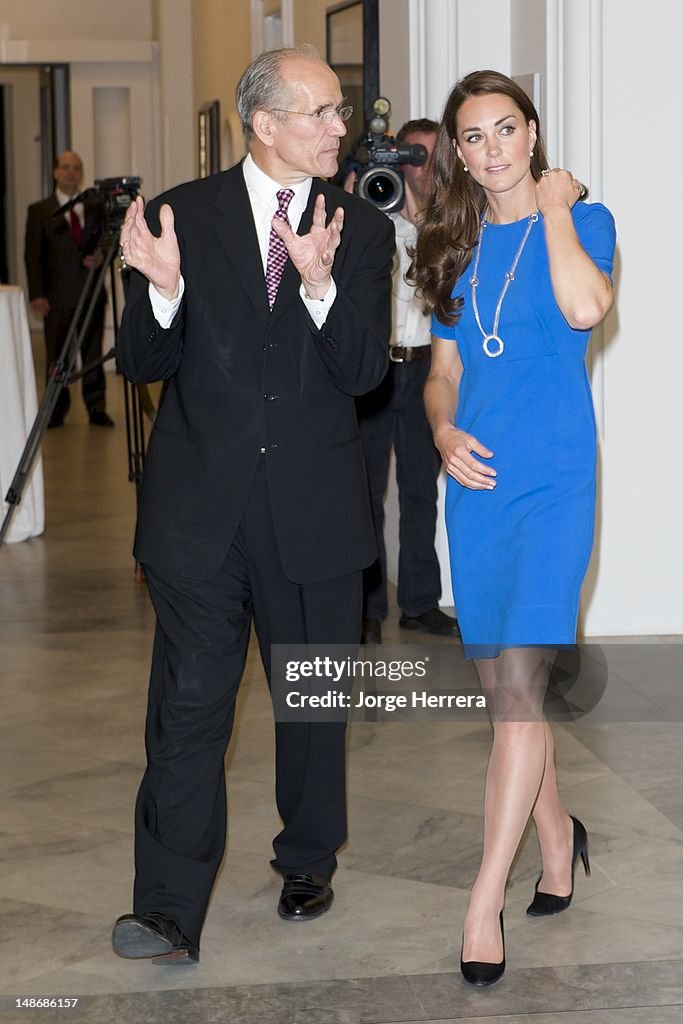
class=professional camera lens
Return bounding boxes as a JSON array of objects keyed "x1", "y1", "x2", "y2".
[
  {"x1": 358, "y1": 166, "x2": 404, "y2": 213},
  {"x1": 367, "y1": 173, "x2": 396, "y2": 204}
]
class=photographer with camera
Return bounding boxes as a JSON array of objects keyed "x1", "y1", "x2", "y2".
[
  {"x1": 24, "y1": 151, "x2": 114, "y2": 428},
  {"x1": 347, "y1": 118, "x2": 458, "y2": 644}
]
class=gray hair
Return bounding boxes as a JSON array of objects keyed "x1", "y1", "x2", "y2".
[{"x1": 236, "y1": 44, "x2": 323, "y2": 142}]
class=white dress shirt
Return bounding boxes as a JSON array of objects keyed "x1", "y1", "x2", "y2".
[
  {"x1": 149, "y1": 153, "x2": 336, "y2": 329},
  {"x1": 55, "y1": 188, "x2": 84, "y2": 229},
  {"x1": 389, "y1": 211, "x2": 431, "y2": 348}
]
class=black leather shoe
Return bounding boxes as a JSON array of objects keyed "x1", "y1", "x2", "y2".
[
  {"x1": 399, "y1": 607, "x2": 460, "y2": 636},
  {"x1": 460, "y1": 911, "x2": 505, "y2": 987},
  {"x1": 526, "y1": 815, "x2": 590, "y2": 917},
  {"x1": 111, "y1": 912, "x2": 199, "y2": 964},
  {"x1": 89, "y1": 410, "x2": 115, "y2": 427},
  {"x1": 277, "y1": 873, "x2": 333, "y2": 921},
  {"x1": 361, "y1": 617, "x2": 382, "y2": 644}
]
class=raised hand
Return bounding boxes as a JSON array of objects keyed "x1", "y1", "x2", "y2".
[
  {"x1": 119, "y1": 196, "x2": 181, "y2": 300},
  {"x1": 271, "y1": 193, "x2": 344, "y2": 300}
]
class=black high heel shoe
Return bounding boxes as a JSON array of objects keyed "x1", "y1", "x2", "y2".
[
  {"x1": 460, "y1": 911, "x2": 505, "y2": 987},
  {"x1": 526, "y1": 815, "x2": 590, "y2": 917}
]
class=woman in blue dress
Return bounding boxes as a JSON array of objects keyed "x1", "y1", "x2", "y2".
[{"x1": 413, "y1": 71, "x2": 615, "y2": 986}]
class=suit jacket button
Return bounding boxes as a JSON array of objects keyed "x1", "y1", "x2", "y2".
[{"x1": 264, "y1": 393, "x2": 279, "y2": 401}]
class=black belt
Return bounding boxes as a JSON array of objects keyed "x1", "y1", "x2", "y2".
[{"x1": 389, "y1": 345, "x2": 431, "y2": 363}]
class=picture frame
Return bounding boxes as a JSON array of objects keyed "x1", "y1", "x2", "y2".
[{"x1": 198, "y1": 100, "x2": 221, "y2": 178}]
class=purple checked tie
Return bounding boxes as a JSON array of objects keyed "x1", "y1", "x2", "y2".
[{"x1": 265, "y1": 188, "x2": 294, "y2": 309}]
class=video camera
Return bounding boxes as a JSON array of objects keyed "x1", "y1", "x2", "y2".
[
  {"x1": 91, "y1": 176, "x2": 142, "y2": 226},
  {"x1": 56, "y1": 176, "x2": 142, "y2": 231},
  {"x1": 351, "y1": 98, "x2": 428, "y2": 214}
]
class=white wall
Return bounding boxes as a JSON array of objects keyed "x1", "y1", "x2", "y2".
[
  {"x1": 70, "y1": 63, "x2": 160, "y2": 191},
  {"x1": 585, "y1": 0, "x2": 682, "y2": 634}
]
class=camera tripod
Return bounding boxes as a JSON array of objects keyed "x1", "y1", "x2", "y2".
[{"x1": 0, "y1": 210, "x2": 152, "y2": 551}]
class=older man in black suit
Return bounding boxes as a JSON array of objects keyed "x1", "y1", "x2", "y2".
[
  {"x1": 111, "y1": 45, "x2": 393, "y2": 964},
  {"x1": 24, "y1": 151, "x2": 113, "y2": 427}
]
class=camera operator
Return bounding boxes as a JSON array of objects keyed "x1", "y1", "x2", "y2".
[
  {"x1": 348, "y1": 119, "x2": 459, "y2": 644},
  {"x1": 24, "y1": 151, "x2": 114, "y2": 428}
]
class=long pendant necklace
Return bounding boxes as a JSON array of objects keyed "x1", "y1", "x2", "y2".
[{"x1": 469, "y1": 211, "x2": 538, "y2": 358}]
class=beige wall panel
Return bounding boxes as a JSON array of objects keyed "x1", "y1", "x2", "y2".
[
  {"x1": 191, "y1": 0, "x2": 252, "y2": 168},
  {"x1": 292, "y1": 0, "x2": 328, "y2": 56},
  {"x1": 156, "y1": 0, "x2": 194, "y2": 189},
  {"x1": 0, "y1": 0, "x2": 152, "y2": 40}
]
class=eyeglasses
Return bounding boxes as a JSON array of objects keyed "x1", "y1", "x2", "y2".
[{"x1": 270, "y1": 103, "x2": 354, "y2": 125}]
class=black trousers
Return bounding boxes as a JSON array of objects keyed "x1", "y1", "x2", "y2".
[
  {"x1": 44, "y1": 301, "x2": 106, "y2": 419},
  {"x1": 133, "y1": 460, "x2": 361, "y2": 946},
  {"x1": 356, "y1": 356, "x2": 442, "y2": 621}
]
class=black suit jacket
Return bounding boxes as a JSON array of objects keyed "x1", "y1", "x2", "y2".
[
  {"x1": 116, "y1": 163, "x2": 394, "y2": 583},
  {"x1": 24, "y1": 194, "x2": 104, "y2": 309}
]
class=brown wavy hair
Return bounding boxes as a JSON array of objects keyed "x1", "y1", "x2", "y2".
[{"x1": 410, "y1": 70, "x2": 550, "y2": 327}]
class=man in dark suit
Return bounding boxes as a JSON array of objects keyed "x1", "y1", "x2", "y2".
[
  {"x1": 111, "y1": 46, "x2": 394, "y2": 964},
  {"x1": 24, "y1": 151, "x2": 114, "y2": 427}
]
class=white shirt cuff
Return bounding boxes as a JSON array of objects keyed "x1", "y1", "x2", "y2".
[
  {"x1": 149, "y1": 276, "x2": 185, "y2": 329},
  {"x1": 300, "y1": 278, "x2": 336, "y2": 327}
]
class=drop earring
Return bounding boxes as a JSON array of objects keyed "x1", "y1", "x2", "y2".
[
  {"x1": 462, "y1": 162, "x2": 469, "y2": 172},
  {"x1": 529, "y1": 149, "x2": 534, "y2": 157}
]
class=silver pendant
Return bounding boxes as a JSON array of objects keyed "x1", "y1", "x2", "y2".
[{"x1": 482, "y1": 334, "x2": 504, "y2": 358}]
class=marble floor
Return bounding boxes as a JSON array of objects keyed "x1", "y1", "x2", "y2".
[{"x1": 1, "y1": 366, "x2": 682, "y2": 1024}]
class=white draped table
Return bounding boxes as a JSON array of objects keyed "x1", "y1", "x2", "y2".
[{"x1": 0, "y1": 285, "x2": 45, "y2": 542}]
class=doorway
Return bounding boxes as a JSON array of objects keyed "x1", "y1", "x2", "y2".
[
  {"x1": 0, "y1": 86, "x2": 8, "y2": 283},
  {"x1": 0, "y1": 65, "x2": 70, "y2": 290}
]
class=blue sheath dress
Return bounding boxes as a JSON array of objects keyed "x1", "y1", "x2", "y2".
[{"x1": 431, "y1": 202, "x2": 616, "y2": 658}]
